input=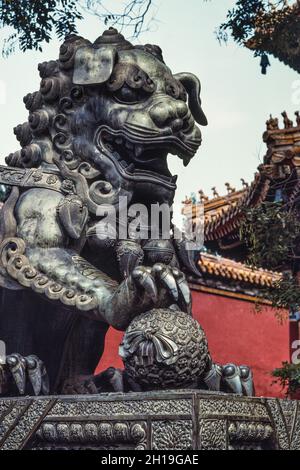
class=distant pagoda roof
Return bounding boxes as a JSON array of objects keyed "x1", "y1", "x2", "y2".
[
  {"x1": 202, "y1": 175, "x2": 269, "y2": 242},
  {"x1": 183, "y1": 110, "x2": 300, "y2": 245},
  {"x1": 197, "y1": 252, "x2": 281, "y2": 289},
  {"x1": 245, "y1": 1, "x2": 300, "y2": 73},
  {"x1": 186, "y1": 251, "x2": 282, "y2": 303},
  {"x1": 183, "y1": 174, "x2": 270, "y2": 244}
]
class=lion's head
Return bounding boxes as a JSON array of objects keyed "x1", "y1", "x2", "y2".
[{"x1": 6, "y1": 28, "x2": 207, "y2": 207}]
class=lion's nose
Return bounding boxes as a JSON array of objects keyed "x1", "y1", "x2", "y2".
[{"x1": 149, "y1": 100, "x2": 189, "y2": 131}]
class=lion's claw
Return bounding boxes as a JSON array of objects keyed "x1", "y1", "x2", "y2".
[
  {"x1": 131, "y1": 263, "x2": 192, "y2": 314},
  {"x1": 222, "y1": 363, "x2": 254, "y2": 396},
  {"x1": 152, "y1": 263, "x2": 179, "y2": 302},
  {"x1": 1, "y1": 353, "x2": 49, "y2": 396},
  {"x1": 132, "y1": 266, "x2": 158, "y2": 302},
  {"x1": 172, "y1": 267, "x2": 192, "y2": 313},
  {"x1": 239, "y1": 365, "x2": 254, "y2": 396},
  {"x1": 222, "y1": 363, "x2": 243, "y2": 394},
  {"x1": 6, "y1": 353, "x2": 27, "y2": 395},
  {"x1": 203, "y1": 361, "x2": 254, "y2": 396},
  {"x1": 26, "y1": 355, "x2": 50, "y2": 396}
]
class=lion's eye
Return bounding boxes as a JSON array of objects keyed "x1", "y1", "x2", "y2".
[{"x1": 113, "y1": 84, "x2": 147, "y2": 104}]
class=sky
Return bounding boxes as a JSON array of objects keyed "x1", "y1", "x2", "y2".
[{"x1": 0, "y1": 0, "x2": 299, "y2": 215}]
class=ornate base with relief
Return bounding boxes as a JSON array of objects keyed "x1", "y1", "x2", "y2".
[{"x1": 0, "y1": 390, "x2": 299, "y2": 450}]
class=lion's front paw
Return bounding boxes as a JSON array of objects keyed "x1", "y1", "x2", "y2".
[
  {"x1": 132, "y1": 263, "x2": 191, "y2": 313},
  {"x1": 203, "y1": 362, "x2": 254, "y2": 396},
  {"x1": 0, "y1": 353, "x2": 49, "y2": 397},
  {"x1": 222, "y1": 364, "x2": 254, "y2": 396}
]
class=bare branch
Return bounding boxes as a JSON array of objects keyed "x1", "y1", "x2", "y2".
[{"x1": 80, "y1": 0, "x2": 156, "y2": 38}]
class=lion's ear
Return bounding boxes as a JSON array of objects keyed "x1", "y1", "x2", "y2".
[
  {"x1": 73, "y1": 46, "x2": 117, "y2": 85},
  {"x1": 174, "y1": 72, "x2": 208, "y2": 126}
]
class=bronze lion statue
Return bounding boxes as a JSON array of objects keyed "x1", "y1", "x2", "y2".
[{"x1": 0, "y1": 28, "x2": 253, "y2": 397}]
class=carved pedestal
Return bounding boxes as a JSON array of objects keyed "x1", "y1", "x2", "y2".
[{"x1": 0, "y1": 390, "x2": 299, "y2": 450}]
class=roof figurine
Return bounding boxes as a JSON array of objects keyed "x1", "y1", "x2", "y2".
[
  {"x1": 225, "y1": 182, "x2": 236, "y2": 195},
  {"x1": 282, "y1": 111, "x2": 294, "y2": 129}
]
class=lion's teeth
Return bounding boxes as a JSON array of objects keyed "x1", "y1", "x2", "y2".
[{"x1": 183, "y1": 156, "x2": 190, "y2": 167}]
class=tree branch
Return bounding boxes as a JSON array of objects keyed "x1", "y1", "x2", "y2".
[{"x1": 81, "y1": 0, "x2": 156, "y2": 38}]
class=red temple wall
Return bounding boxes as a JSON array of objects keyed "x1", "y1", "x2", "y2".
[
  {"x1": 96, "y1": 289, "x2": 292, "y2": 398},
  {"x1": 191, "y1": 290, "x2": 290, "y2": 398}
]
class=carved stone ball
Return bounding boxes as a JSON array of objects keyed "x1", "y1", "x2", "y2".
[{"x1": 119, "y1": 308, "x2": 209, "y2": 390}]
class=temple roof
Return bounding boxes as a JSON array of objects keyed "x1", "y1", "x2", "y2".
[
  {"x1": 197, "y1": 252, "x2": 281, "y2": 289},
  {"x1": 203, "y1": 174, "x2": 269, "y2": 242},
  {"x1": 182, "y1": 173, "x2": 270, "y2": 244},
  {"x1": 181, "y1": 110, "x2": 300, "y2": 297},
  {"x1": 183, "y1": 110, "x2": 300, "y2": 244}
]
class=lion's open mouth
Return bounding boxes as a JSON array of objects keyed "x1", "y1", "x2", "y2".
[{"x1": 96, "y1": 123, "x2": 201, "y2": 184}]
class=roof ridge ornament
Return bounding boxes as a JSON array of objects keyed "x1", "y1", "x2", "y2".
[
  {"x1": 281, "y1": 111, "x2": 293, "y2": 129},
  {"x1": 211, "y1": 187, "x2": 219, "y2": 198},
  {"x1": 225, "y1": 182, "x2": 236, "y2": 194},
  {"x1": 240, "y1": 178, "x2": 249, "y2": 189}
]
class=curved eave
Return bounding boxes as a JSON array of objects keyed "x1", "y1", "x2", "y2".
[{"x1": 197, "y1": 252, "x2": 282, "y2": 289}]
